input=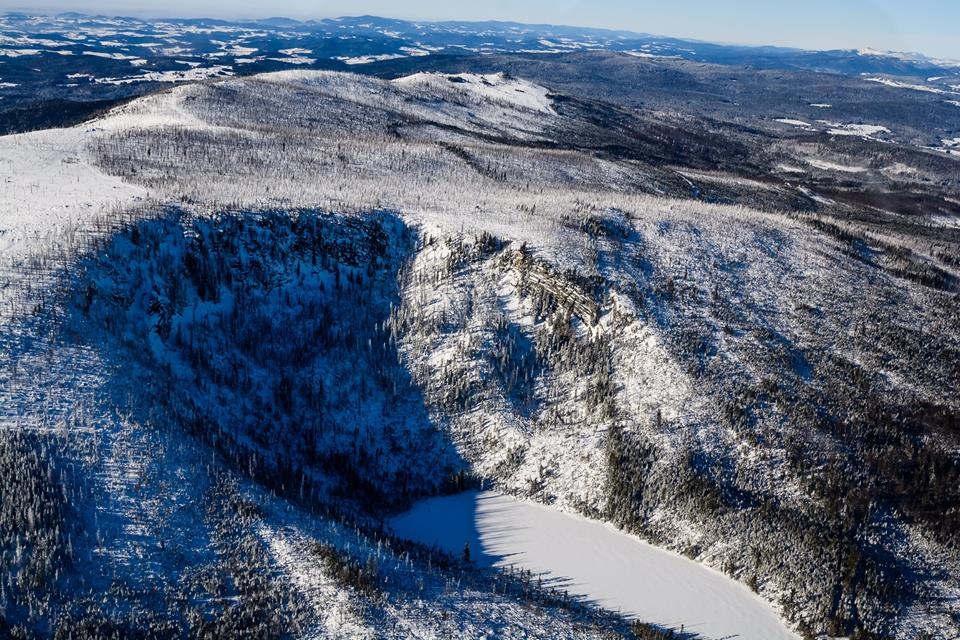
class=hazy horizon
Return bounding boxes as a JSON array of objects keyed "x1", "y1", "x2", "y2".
[{"x1": 4, "y1": 1, "x2": 959, "y2": 60}]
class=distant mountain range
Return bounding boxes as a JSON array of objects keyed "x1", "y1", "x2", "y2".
[
  {"x1": 2, "y1": 9, "x2": 960, "y2": 640},
  {"x1": 1, "y1": 11, "x2": 958, "y2": 136},
  {"x1": 1, "y1": 11, "x2": 958, "y2": 83}
]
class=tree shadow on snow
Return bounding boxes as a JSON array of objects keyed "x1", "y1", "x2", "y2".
[{"x1": 67, "y1": 207, "x2": 470, "y2": 519}]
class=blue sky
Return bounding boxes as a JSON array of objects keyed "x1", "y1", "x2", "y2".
[{"x1": 7, "y1": 0, "x2": 960, "y2": 59}]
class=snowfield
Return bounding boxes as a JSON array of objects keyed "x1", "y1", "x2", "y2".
[
  {"x1": 805, "y1": 157, "x2": 869, "y2": 173},
  {"x1": 337, "y1": 53, "x2": 407, "y2": 65},
  {"x1": 392, "y1": 491, "x2": 798, "y2": 640},
  {"x1": 865, "y1": 76, "x2": 960, "y2": 95}
]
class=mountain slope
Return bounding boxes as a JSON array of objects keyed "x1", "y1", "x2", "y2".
[{"x1": 0, "y1": 67, "x2": 958, "y2": 639}]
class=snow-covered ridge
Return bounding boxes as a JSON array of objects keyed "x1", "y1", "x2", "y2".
[
  {"x1": 856, "y1": 48, "x2": 929, "y2": 62},
  {"x1": 855, "y1": 48, "x2": 960, "y2": 69},
  {"x1": 393, "y1": 72, "x2": 555, "y2": 114}
]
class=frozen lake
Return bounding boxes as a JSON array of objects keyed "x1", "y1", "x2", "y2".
[{"x1": 391, "y1": 491, "x2": 797, "y2": 640}]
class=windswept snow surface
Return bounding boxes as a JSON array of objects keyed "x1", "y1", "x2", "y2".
[{"x1": 392, "y1": 491, "x2": 798, "y2": 640}]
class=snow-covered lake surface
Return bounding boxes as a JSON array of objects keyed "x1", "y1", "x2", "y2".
[{"x1": 392, "y1": 491, "x2": 798, "y2": 640}]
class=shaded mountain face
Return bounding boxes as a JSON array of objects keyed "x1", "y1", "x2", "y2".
[{"x1": 1, "y1": 11, "x2": 959, "y2": 640}]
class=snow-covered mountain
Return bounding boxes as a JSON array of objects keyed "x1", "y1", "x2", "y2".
[{"x1": 0, "y1": 18, "x2": 959, "y2": 640}]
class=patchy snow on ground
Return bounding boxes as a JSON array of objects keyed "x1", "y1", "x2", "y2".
[
  {"x1": 392, "y1": 491, "x2": 798, "y2": 640},
  {"x1": 881, "y1": 162, "x2": 922, "y2": 178},
  {"x1": 0, "y1": 48, "x2": 41, "y2": 57},
  {"x1": 805, "y1": 157, "x2": 869, "y2": 173},
  {"x1": 82, "y1": 50, "x2": 141, "y2": 61},
  {"x1": 776, "y1": 164, "x2": 807, "y2": 174},
  {"x1": 930, "y1": 215, "x2": 960, "y2": 229},
  {"x1": 399, "y1": 46, "x2": 431, "y2": 56},
  {"x1": 865, "y1": 76, "x2": 959, "y2": 95},
  {"x1": 796, "y1": 185, "x2": 836, "y2": 205},
  {"x1": 92, "y1": 64, "x2": 233, "y2": 85},
  {"x1": 624, "y1": 51, "x2": 682, "y2": 60},
  {"x1": 818, "y1": 121, "x2": 891, "y2": 138},
  {"x1": 267, "y1": 55, "x2": 317, "y2": 65},
  {"x1": 336, "y1": 53, "x2": 406, "y2": 65},
  {"x1": 257, "y1": 523, "x2": 376, "y2": 639},
  {"x1": 774, "y1": 118, "x2": 813, "y2": 128}
]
